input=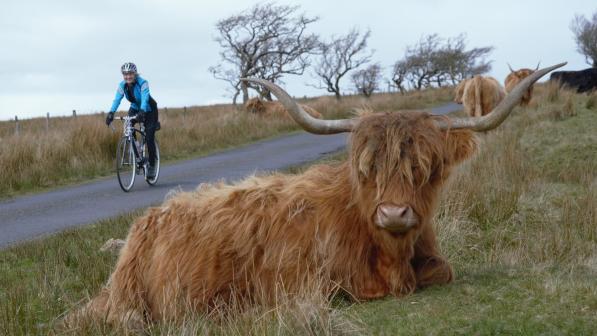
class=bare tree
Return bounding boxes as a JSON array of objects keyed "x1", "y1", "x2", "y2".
[
  {"x1": 391, "y1": 34, "x2": 493, "y2": 91},
  {"x1": 209, "y1": 3, "x2": 319, "y2": 104},
  {"x1": 391, "y1": 59, "x2": 409, "y2": 94},
  {"x1": 403, "y1": 34, "x2": 442, "y2": 90},
  {"x1": 310, "y1": 28, "x2": 373, "y2": 99},
  {"x1": 440, "y1": 34, "x2": 493, "y2": 84},
  {"x1": 570, "y1": 11, "x2": 597, "y2": 67},
  {"x1": 351, "y1": 63, "x2": 382, "y2": 97},
  {"x1": 209, "y1": 65, "x2": 243, "y2": 105}
]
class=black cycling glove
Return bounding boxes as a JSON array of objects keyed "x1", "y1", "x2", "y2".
[{"x1": 106, "y1": 112, "x2": 114, "y2": 126}]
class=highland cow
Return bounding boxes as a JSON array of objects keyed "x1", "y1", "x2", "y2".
[
  {"x1": 71, "y1": 63, "x2": 565, "y2": 328},
  {"x1": 245, "y1": 97, "x2": 322, "y2": 119},
  {"x1": 454, "y1": 75, "x2": 505, "y2": 117},
  {"x1": 504, "y1": 63, "x2": 540, "y2": 106}
]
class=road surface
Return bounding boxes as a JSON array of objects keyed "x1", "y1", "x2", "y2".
[{"x1": 0, "y1": 103, "x2": 461, "y2": 248}]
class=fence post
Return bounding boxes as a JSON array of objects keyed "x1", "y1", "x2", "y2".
[
  {"x1": 46, "y1": 112, "x2": 50, "y2": 132},
  {"x1": 72, "y1": 109, "x2": 77, "y2": 118},
  {"x1": 15, "y1": 116, "x2": 19, "y2": 136},
  {"x1": 183, "y1": 106, "x2": 187, "y2": 122}
]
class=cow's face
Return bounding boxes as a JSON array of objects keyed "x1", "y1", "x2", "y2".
[
  {"x1": 350, "y1": 112, "x2": 476, "y2": 232},
  {"x1": 511, "y1": 69, "x2": 534, "y2": 82},
  {"x1": 245, "y1": 98, "x2": 265, "y2": 113}
]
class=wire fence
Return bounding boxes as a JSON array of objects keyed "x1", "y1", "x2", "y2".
[{"x1": 3, "y1": 106, "x2": 196, "y2": 138}]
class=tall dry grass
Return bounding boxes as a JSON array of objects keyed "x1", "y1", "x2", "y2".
[
  {"x1": 0, "y1": 88, "x2": 452, "y2": 198},
  {"x1": 436, "y1": 83, "x2": 597, "y2": 270}
]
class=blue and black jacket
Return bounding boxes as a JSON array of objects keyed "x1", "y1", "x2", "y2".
[{"x1": 109, "y1": 76, "x2": 157, "y2": 113}]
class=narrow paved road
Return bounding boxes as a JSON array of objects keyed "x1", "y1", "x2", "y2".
[{"x1": 0, "y1": 103, "x2": 461, "y2": 248}]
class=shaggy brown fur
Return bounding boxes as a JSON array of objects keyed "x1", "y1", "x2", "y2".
[
  {"x1": 505, "y1": 68, "x2": 535, "y2": 106},
  {"x1": 245, "y1": 97, "x2": 323, "y2": 119},
  {"x1": 73, "y1": 112, "x2": 476, "y2": 328},
  {"x1": 453, "y1": 79, "x2": 468, "y2": 104},
  {"x1": 454, "y1": 76, "x2": 505, "y2": 117}
]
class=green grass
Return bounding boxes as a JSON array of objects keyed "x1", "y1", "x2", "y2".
[
  {"x1": 0, "y1": 213, "x2": 138, "y2": 335},
  {"x1": 352, "y1": 266, "x2": 596, "y2": 335},
  {"x1": 1, "y1": 84, "x2": 596, "y2": 335}
]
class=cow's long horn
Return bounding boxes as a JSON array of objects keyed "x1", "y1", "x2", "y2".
[
  {"x1": 241, "y1": 78, "x2": 356, "y2": 134},
  {"x1": 436, "y1": 62, "x2": 567, "y2": 132},
  {"x1": 534, "y1": 61, "x2": 541, "y2": 71},
  {"x1": 507, "y1": 63, "x2": 515, "y2": 72}
]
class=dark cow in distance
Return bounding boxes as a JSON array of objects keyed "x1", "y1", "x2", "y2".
[
  {"x1": 66, "y1": 63, "x2": 566, "y2": 329},
  {"x1": 550, "y1": 67, "x2": 597, "y2": 93}
]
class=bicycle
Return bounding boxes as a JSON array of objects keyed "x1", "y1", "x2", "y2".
[{"x1": 111, "y1": 115, "x2": 160, "y2": 192}]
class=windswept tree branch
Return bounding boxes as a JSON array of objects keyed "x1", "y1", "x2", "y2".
[
  {"x1": 309, "y1": 28, "x2": 373, "y2": 99},
  {"x1": 392, "y1": 34, "x2": 494, "y2": 92},
  {"x1": 210, "y1": 2, "x2": 319, "y2": 103},
  {"x1": 570, "y1": 11, "x2": 597, "y2": 67},
  {"x1": 351, "y1": 63, "x2": 382, "y2": 97}
]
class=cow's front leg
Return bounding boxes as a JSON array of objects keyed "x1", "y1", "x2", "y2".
[
  {"x1": 389, "y1": 258, "x2": 417, "y2": 296},
  {"x1": 411, "y1": 224, "x2": 453, "y2": 289},
  {"x1": 350, "y1": 276, "x2": 391, "y2": 300},
  {"x1": 381, "y1": 235, "x2": 417, "y2": 297},
  {"x1": 351, "y1": 260, "x2": 416, "y2": 300},
  {"x1": 350, "y1": 240, "x2": 417, "y2": 300}
]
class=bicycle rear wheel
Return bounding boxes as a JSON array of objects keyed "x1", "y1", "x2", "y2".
[
  {"x1": 145, "y1": 140, "x2": 160, "y2": 185},
  {"x1": 116, "y1": 137, "x2": 136, "y2": 192}
]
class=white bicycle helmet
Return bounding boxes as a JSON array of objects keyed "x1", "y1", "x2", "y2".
[{"x1": 121, "y1": 62, "x2": 137, "y2": 74}]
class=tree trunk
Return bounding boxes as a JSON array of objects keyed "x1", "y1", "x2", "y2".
[
  {"x1": 334, "y1": 82, "x2": 341, "y2": 100},
  {"x1": 232, "y1": 90, "x2": 240, "y2": 106},
  {"x1": 263, "y1": 90, "x2": 273, "y2": 101},
  {"x1": 241, "y1": 82, "x2": 249, "y2": 104}
]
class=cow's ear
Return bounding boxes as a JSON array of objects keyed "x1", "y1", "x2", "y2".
[{"x1": 444, "y1": 130, "x2": 477, "y2": 165}]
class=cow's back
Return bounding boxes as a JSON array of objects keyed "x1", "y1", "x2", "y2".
[
  {"x1": 462, "y1": 76, "x2": 504, "y2": 116},
  {"x1": 109, "y1": 168, "x2": 361, "y2": 320}
]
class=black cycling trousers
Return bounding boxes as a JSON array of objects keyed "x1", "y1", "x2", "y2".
[{"x1": 129, "y1": 106, "x2": 158, "y2": 165}]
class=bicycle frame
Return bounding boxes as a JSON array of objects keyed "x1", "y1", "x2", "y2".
[
  {"x1": 111, "y1": 114, "x2": 160, "y2": 191},
  {"x1": 115, "y1": 116, "x2": 147, "y2": 168}
]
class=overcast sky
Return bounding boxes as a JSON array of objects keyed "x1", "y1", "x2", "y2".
[{"x1": 0, "y1": 0, "x2": 594, "y2": 120}]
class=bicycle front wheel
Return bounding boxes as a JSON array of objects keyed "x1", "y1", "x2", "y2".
[
  {"x1": 145, "y1": 140, "x2": 160, "y2": 185},
  {"x1": 116, "y1": 137, "x2": 136, "y2": 192}
]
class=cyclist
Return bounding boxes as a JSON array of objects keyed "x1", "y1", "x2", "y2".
[{"x1": 106, "y1": 62, "x2": 159, "y2": 179}]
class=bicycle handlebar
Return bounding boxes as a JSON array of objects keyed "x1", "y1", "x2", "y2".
[
  {"x1": 115, "y1": 116, "x2": 138, "y2": 121},
  {"x1": 108, "y1": 115, "x2": 138, "y2": 132}
]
